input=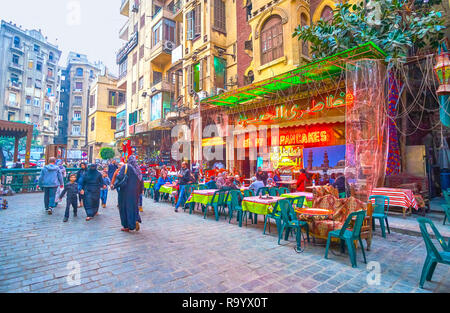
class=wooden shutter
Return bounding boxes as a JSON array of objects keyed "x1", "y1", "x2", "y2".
[
  {"x1": 111, "y1": 117, "x2": 117, "y2": 130},
  {"x1": 187, "y1": 66, "x2": 193, "y2": 93},
  {"x1": 214, "y1": 0, "x2": 226, "y2": 32},
  {"x1": 194, "y1": 5, "x2": 201, "y2": 37},
  {"x1": 199, "y1": 60, "x2": 203, "y2": 91},
  {"x1": 187, "y1": 11, "x2": 193, "y2": 40}
]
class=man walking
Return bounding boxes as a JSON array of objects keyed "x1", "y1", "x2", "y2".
[
  {"x1": 174, "y1": 162, "x2": 191, "y2": 213},
  {"x1": 107, "y1": 160, "x2": 118, "y2": 181},
  {"x1": 38, "y1": 157, "x2": 64, "y2": 215}
]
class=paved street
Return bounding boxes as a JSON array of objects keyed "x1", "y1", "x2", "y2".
[{"x1": 0, "y1": 192, "x2": 449, "y2": 293}]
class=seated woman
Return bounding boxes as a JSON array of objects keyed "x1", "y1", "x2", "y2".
[
  {"x1": 205, "y1": 177, "x2": 218, "y2": 189},
  {"x1": 266, "y1": 172, "x2": 276, "y2": 188},
  {"x1": 154, "y1": 172, "x2": 172, "y2": 202},
  {"x1": 273, "y1": 170, "x2": 281, "y2": 185},
  {"x1": 233, "y1": 175, "x2": 242, "y2": 188}
]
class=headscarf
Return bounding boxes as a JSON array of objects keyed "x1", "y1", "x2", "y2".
[{"x1": 127, "y1": 155, "x2": 143, "y2": 181}]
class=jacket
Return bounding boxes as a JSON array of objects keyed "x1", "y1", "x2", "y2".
[
  {"x1": 38, "y1": 164, "x2": 64, "y2": 188},
  {"x1": 60, "y1": 182, "x2": 79, "y2": 200}
]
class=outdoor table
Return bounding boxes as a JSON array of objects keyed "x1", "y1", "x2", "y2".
[
  {"x1": 159, "y1": 183, "x2": 177, "y2": 195},
  {"x1": 186, "y1": 189, "x2": 220, "y2": 214},
  {"x1": 280, "y1": 192, "x2": 314, "y2": 208},
  {"x1": 144, "y1": 181, "x2": 151, "y2": 189},
  {"x1": 242, "y1": 196, "x2": 284, "y2": 224},
  {"x1": 370, "y1": 187, "x2": 418, "y2": 217},
  {"x1": 277, "y1": 180, "x2": 297, "y2": 192},
  {"x1": 295, "y1": 207, "x2": 335, "y2": 245}
]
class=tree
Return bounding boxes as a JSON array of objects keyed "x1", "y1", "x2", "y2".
[
  {"x1": 293, "y1": 0, "x2": 446, "y2": 61},
  {"x1": 100, "y1": 147, "x2": 115, "y2": 160},
  {"x1": 0, "y1": 125, "x2": 40, "y2": 160}
]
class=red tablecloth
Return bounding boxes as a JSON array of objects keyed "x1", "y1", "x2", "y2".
[{"x1": 370, "y1": 187, "x2": 418, "y2": 210}]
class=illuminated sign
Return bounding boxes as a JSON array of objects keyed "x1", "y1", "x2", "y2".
[
  {"x1": 270, "y1": 146, "x2": 304, "y2": 169},
  {"x1": 202, "y1": 137, "x2": 225, "y2": 147},
  {"x1": 280, "y1": 130, "x2": 329, "y2": 146},
  {"x1": 237, "y1": 92, "x2": 354, "y2": 127}
]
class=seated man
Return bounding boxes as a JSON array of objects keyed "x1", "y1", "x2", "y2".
[
  {"x1": 233, "y1": 175, "x2": 242, "y2": 188},
  {"x1": 249, "y1": 177, "x2": 265, "y2": 195},
  {"x1": 215, "y1": 172, "x2": 227, "y2": 189}
]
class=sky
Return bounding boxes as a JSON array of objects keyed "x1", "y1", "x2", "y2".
[
  {"x1": 303, "y1": 145, "x2": 346, "y2": 168},
  {"x1": 1, "y1": 0, "x2": 127, "y2": 74}
]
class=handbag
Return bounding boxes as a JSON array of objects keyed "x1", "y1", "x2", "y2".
[{"x1": 114, "y1": 165, "x2": 128, "y2": 190}]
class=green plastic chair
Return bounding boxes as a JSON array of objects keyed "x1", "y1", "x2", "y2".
[
  {"x1": 369, "y1": 195, "x2": 390, "y2": 238},
  {"x1": 198, "y1": 184, "x2": 208, "y2": 190},
  {"x1": 277, "y1": 199, "x2": 310, "y2": 253},
  {"x1": 257, "y1": 187, "x2": 270, "y2": 196},
  {"x1": 286, "y1": 196, "x2": 306, "y2": 209},
  {"x1": 269, "y1": 187, "x2": 279, "y2": 197},
  {"x1": 183, "y1": 184, "x2": 198, "y2": 212},
  {"x1": 278, "y1": 187, "x2": 290, "y2": 195},
  {"x1": 417, "y1": 217, "x2": 450, "y2": 288},
  {"x1": 228, "y1": 190, "x2": 249, "y2": 227},
  {"x1": 243, "y1": 189, "x2": 255, "y2": 197},
  {"x1": 204, "y1": 190, "x2": 228, "y2": 221},
  {"x1": 263, "y1": 200, "x2": 282, "y2": 235},
  {"x1": 442, "y1": 189, "x2": 450, "y2": 225},
  {"x1": 325, "y1": 210, "x2": 367, "y2": 268}
]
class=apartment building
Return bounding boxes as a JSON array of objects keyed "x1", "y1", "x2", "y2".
[
  {"x1": 61, "y1": 52, "x2": 102, "y2": 161},
  {"x1": 87, "y1": 70, "x2": 125, "y2": 163},
  {"x1": 0, "y1": 20, "x2": 61, "y2": 147}
]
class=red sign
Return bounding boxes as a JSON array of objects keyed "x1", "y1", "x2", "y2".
[{"x1": 279, "y1": 125, "x2": 340, "y2": 147}]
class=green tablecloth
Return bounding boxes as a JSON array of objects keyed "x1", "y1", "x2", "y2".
[
  {"x1": 186, "y1": 190, "x2": 219, "y2": 205},
  {"x1": 242, "y1": 196, "x2": 284, "y2": 215},
  {"x1": 159, "y1": 185, "x2": 176, "y2": 194},
  {"x1": 144, "y1": 182, "x2": 153, "y2": 189}
]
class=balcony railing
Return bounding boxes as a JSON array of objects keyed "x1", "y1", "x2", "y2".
[
  {"x1": 168, "y1": 0, "x2": 182, "y2": 15},
  {"x1": 10, "y1": 43, "x2": 24, "y2": 53},
  {"x1": 8, "y1": 80, "x2": 22, "y2": 90},
  {"x1": 9, "y1": 61, "x2": 23, "y2": 72}
]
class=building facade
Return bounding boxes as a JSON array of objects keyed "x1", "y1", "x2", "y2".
[
  {"x1": 59, "y1": 52, "x2": 101, "y2": 161},
  {"x1": 0, "y1": 20, "x2": 61, "y2": 149},
  {"x1": 87, "y1": 70, "x2": 125, "y2": 163}
]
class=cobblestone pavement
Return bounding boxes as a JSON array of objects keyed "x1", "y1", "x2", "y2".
[{"x1": 0, "y1": 193, "x2": 449, "y2": 293}]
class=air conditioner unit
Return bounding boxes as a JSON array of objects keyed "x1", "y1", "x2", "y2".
[
  {"x1": 216, "y1": 88, "x2": 227, "y2": 95},
  {"x1": 132, "y1": 2, "x2": 139, "y2": 12},
  {"x1": 163, "y1": 41, "x2": 174, "y2": 53},
  {"x1": 198, "y1": 91, "x2": 208, "y2": 100}
]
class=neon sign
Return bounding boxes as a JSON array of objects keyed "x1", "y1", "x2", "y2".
[
  {"x1": 270, "y1": 146, "x2": 304, "y2": 169},
  {"x1": 280, "y1": 130, "x2": 329, "y2": 146},
  {"x1": 237, "y1": 92, "x2": 354, "y2": 127}
]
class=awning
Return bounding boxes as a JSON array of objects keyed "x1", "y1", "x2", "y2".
[{"x1": 201, "y1": 42, "x2": 386, "y2": 107}]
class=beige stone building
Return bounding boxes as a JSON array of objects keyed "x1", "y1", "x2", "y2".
[{"x1": 87, "y1": 71, "x2": 125, "y2": 163}]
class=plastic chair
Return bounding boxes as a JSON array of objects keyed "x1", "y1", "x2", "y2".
[
  {"x1": 257, "y1": 187, "x2": 270, "y2": 196},
  {"x1": 442, "y1": 189, "x2": 450, "y2": 225},
  {"x1": 417, "y1": 217, "x2": 450, "y2": 288},
  {"x1": 369, "y1": 195, "x2": 390, "y2": 238},
  {"x1": 269, "y1": 187, "x2": 279, "y2": 197},
  {"x1": 277, "y1": 199, "x2": 310, "y2": 253},
  {"x1": 286, "y1": 196, "x2": 306, "y2": 209},
  {"x1": 263, "y1": 201, "x2": 282, "y2": 235},
  {"x1": 278, "y1": 187, "x2": 290, "y2": 195},
  {"x1": 204, "y1": 190, "x2": 228, "y2": 221},
  {"x1": 325, "y1": 210, "x2": 367, "y2": 268},
  {"x1": 183, "y1": 184, "x2": 198, "y2": 212},
  {"x1": 228, "y1": 190, "x2": 249, "y2": 227},
  {"x1": 243, "y1": 189, "x2": 255, "y2": 198},
  {"x1": 198, "y1": 184, "x2": 208, "y2": 190}
]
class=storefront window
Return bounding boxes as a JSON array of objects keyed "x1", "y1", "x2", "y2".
[
  {"x1": 214, "y1": 57, "x2": 227, "y2": 89},
  {"x1": 151, "y1": 93, "x2": 162, "y2": 121}
]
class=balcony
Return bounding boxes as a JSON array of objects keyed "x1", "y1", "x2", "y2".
[
  {"x1": 150, "y1": 79, "x2": 173, "y2": 94},
  {"x1": 116, "y1": 32, "x2": 138, "y2": 64},
  {"x1": 119, "y1": 20, "x2": 129, "y2": 41},
  {"x1": 72, "y1": 118, "x2": 82, "y2": 122},
  {"x1": 46, "y1": 75, "x2": 55, "y2": 83},
  {"x1": 8, "y1": 80, "x2": 22, "y2": 91},
  {"x1": 8, "y1": 61, "x2": 24, "y2": 73},
  {"x1": 149, "y1": 40, "x2": 174, "y2": 66},
  {"x1": 7, "y1": 101, "x2": 20, "y2": 108},
  {"x1": 120, "y1": 0, "x2": 129, "y2": 16},
  {"x1": 151, "y1": 6, "x2": 175, "y2": 23},
  {"x1": 10, "y1": 43, "x2": 24, "y2": 54},
  {"x1": 168, "y1": 0, "x2": 183, "y2": 22},
  {"x1": 47, "y1": 58, "x2": 56, "y2": 66}
]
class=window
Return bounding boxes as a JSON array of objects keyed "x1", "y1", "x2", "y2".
[
  {"x1": 213, "y1": 0, "x2": 226, "y2": 33},
  {"x1": 140, "y1": 14, "x2": 145, "y2": 28},
  {"x1": 109, "y1": 91, "x2": 117, "y2": 106},
  {"x1": 90, "y1": 94, "x2": 95, "y2": 108},
  {"x1": 25, "y1": 114, "x2": 30, "y2": 123},
  {"x1": 260, "y1": 15, "x2": 284, "y2": 65},
  {"x1": 163, "y1": 20, "x2": 175, "y2": 42},
  {"x1": 189, "y1": 62, "x2": 202, "y2": 92},
  {"x1": 75, "y1": 82, "x2": 83, "y2": 90},
  {"x1": 132, "y1": 81, "x2": 137, "y2": 94},
  {"x1": 118, "y1": 92, "x2": 125, "y2": 105},
  {"x1": 47, "y1": 85, "x2": 52, "y2": 95},
  {"x1": 128, "y1": 111, "x2": 138, "y2": 125},
  {"x1": 13, "y1": 36, "x2": 21, "y2": 47},
  {"x1": 33, "y1": 97, "x2": 41, "y2": 107},
  {"x1": 12, "y1": 54, "x2": 19, "y2": 64},
  {"x1": 134, "y1": 22, "x2": 138, "y2": 33},
  {"x1": 27, "y1": 77, "x2": 32, "y2": 88},
  {"x1": 111, "y1": 117, "x2": 117, "y2": 130},
  {"x1": 8, "y1": 112, "x2": 15, "y2": 121},
  {"x1": 119, "y1": 61, "x2": 127, "y2": 78},
  {"x1": 36, "y1": 61, "x2": 42, "y2": 71},
  {"x1": 133, "y1": 52, "x2": 137, "y2": 65},
  {"x1": 74, "y1": 96, "x2": 82, "y2": 106},
  {"x1": 35, "y1": 79, "x2": 42, "y2": 89},
  {"x1": 73, "y1": 139, "x2": 79, "y2": 147},
  {"x1": 153, "y1": 21, "x2": 162, "y2": 46},
  {"x1": 91, "y1": 117, "x2": 95, "y2": 131},
  {"x1": 34, "y1": 44, "x2": 40, "y2": 52},
  {"x1": 187, "y1": 5, "x2": 201, "y2": 40},
  {"x1": 76, "y1": 68, "x2": 83, "y2": 76},
  {"x1": 45, "y1": 101, "x2": 51, "y2": 112},
  {"x1": 74, "y1": 111, "x2": 81, "y2": 121},
  {"x1": 139, "y1": 76, "x2": 144, "y2": 90},
  {"x1": 140, "y1": 45, "x2": 144, "y2": 59},
  {"x1": 49, "y1": 52, "x2": 54, "y2": 61},
  {"x1": 26, "y1": 96, "x2": 32, "y2": 105},
  {"x1": 321, "y1": 6, "x2": 333, "y2": 23},
  {"x1": 9, "y1": 93, "x2": 17, "y2": 105},
  {"x1": 48, "y1": 68, "x2": 54, "y2": 77},
  {"x1": 246, "y1": 2, "x2": 252, "y2": 21},
  {"x1": 214, "y1": 57, "x2": 227, "y2": 89},
  {"x1": 28, "y1": 60, "x2": 33, "y2": 69},
  {"x1": 300, "y1": 14, "x2": 309, "y2": 57},
  {"x1": 153, "y1": 71, "x2": 162, "y2": 85},
  {"x1": 10, "y1": 74, "x2": 19, "y2": 83},
  {"x1": 72, "y1": 125, "x2": 81, "y2": 135}
]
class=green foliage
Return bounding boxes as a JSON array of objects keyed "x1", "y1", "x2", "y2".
[
  {"x1": 100, "y1": 147, "x2": 115, "y2": 160},
  {"x1": 293, "y1": 0, "x2": 446, "y2": 61},
  {"x1": 0, "y1": 125, "x2": 40, "y2": 159}
]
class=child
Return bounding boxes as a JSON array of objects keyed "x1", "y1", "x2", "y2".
[
  {"x1": 59, "y1": 174, "x2": 79, "y2": 223},
  {"x1": 100, "y1": 172, "x2": 111, "y2": 208}
]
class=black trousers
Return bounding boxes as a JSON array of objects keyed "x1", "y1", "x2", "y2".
[{"x1": 64, "y1": 197, "x2": 78, "y2": 218}]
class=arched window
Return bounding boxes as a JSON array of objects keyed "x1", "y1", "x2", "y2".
[
  {"x1": 13, "y1": 36, "x2": 20, "y2": 48},
  {"x1": 260, "y1": 15, "x2": 283, "y2": 65},
  {"x1": 76, "y1": 68, "x2": 83, "y2": 77},
  {"x1": 321, "y1": 6, "x2": 333, "y2": 23},
  {"x1": 49, "y1": 52, "x2": 54, "y2": 61},
  {"x1": 300, "y1": 13, "x2": 309, "y2": 57}
]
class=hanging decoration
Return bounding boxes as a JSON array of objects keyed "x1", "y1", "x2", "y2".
[{"x1": 386, "y1": 71, "x2": 402, "y2": 176}]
